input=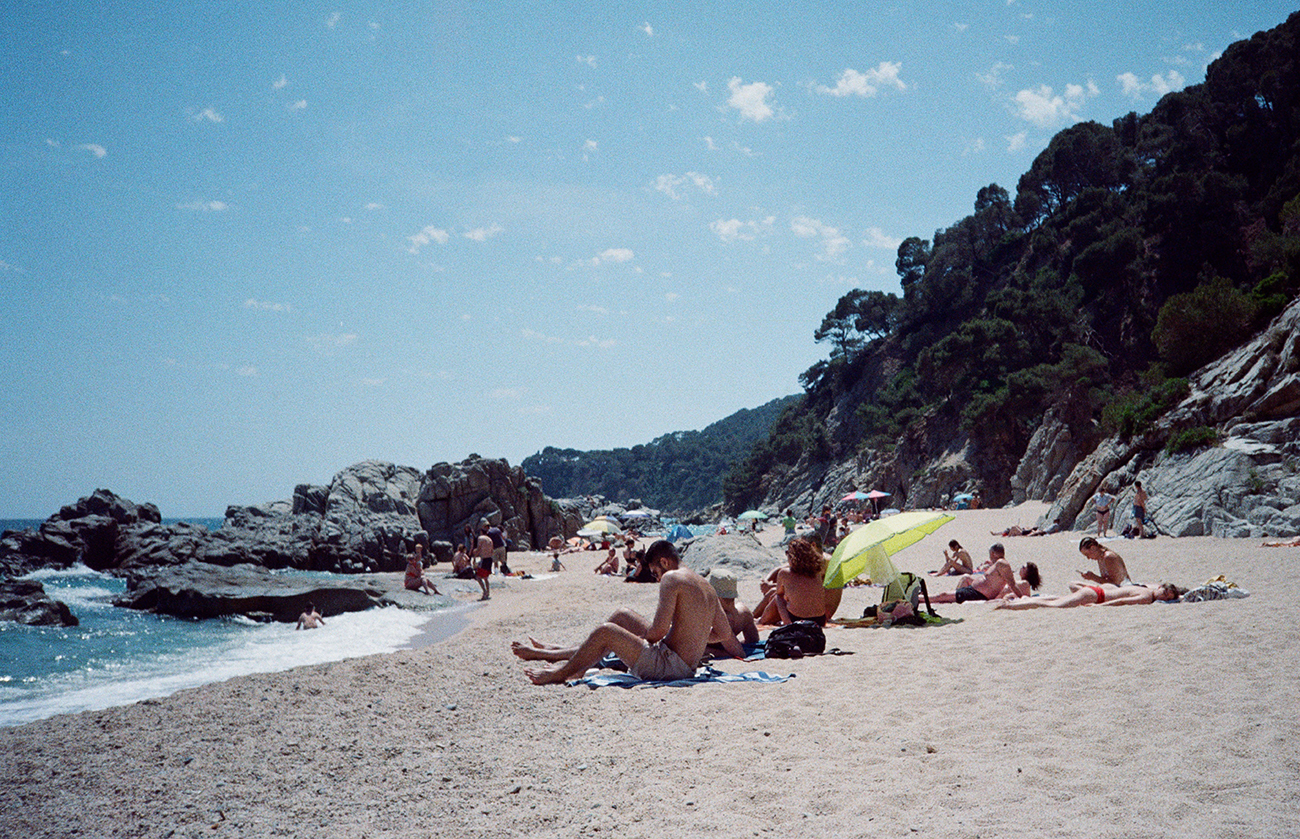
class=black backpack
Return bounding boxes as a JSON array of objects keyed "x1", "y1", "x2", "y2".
[{"x1": 764, "y1": 620, "x2": 826, "y2": 658}]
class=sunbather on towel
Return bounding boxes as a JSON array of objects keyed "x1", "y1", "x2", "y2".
[
  {"x1": 995, "y1": 582, "x2": 1182, "y2": 609},
  {"x1": 512, "y1": 540, "x2": 745, "y2": 684},
  {"x1": 929, "y1": 546, "x2": 1041, "y2": 603}
]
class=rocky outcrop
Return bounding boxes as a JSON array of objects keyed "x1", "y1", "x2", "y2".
[
  {"x1": 0, "y1": 578, "x2": 78, "y2": 627},
  {"x1": 678, "y1": 533, "x2": 782, "y2": 580},
  {"x1": 1, "y1": 457, "x2": 573, "y2": 624},
  {"x1": 114, "y1": 563, "x2": 447, "y2": 622},
  {"x1": 1043, "y1": 298, "x2": 1300, "y2": 538},
  {"x1": 417, "y1": 456, "x2": 558, "y2": 553}
]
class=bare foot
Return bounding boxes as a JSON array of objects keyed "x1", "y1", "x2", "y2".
[
  {"x1": 510, "y1": 641, "x2": 567, "y2": 662},
  {"x1": 525, "y1": 665, "x2": 568, "y2": 685}
]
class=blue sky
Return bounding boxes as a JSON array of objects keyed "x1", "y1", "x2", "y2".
[{"x1": 1, "y1": 2, "x2": 1293, "y2": 517}]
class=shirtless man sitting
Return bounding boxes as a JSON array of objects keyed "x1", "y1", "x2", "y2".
[
  {"x1": 705, "y1": 567, "x2": 759, "y2": 648},
  {"x1": 1077, "y1": 536, "x2": 1131, "y2": 585},
  {"x1": 995, "y1": 582, "x2": 1181, "y2": 609},
  {"x1": 930, "y1": 545, "x2": 1042, "y2": 603},
  {"x1": 511, "y1": 540, "x2": 746, "y2": 684}
]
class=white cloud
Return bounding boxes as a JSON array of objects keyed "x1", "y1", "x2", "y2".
[
  {"x1": 1118, "y1": 70, "x2": 1186, "y2": 100},
  {"x1": 584, "y1": 139, "x2": 598, "y2": 151},
  {"x1": 245, "y1": 298, "x2": 291, "y2": 313},
  {"x1": 193, "y1": 107, "x2": 224, "y2": 124},
  {"x1": 710, "y1": 216, "x2": 774, "y2": 242},
  {"x1": 491, "y1": 387, "x2": 524, "y2": 400},
  {"x1": 577, "y1": 304, "x2": 609, "y2": 316},
  {"x1": 325, "y1": 11, "x2": 341, "y2": 28},
  {"x1": 1006, "y1": 131, "x2": 1028, "y2": 152},
  {"x1": 863, "y1": 227, "x2": 901, "y2": 250},
  {"x1": 703, "y1": 135, "x2": 717, "y2": 150},
  {"x1": 727, "y1": 77, "x2": 776, "y2": 122},
  {"x1": 463, "y1": 224, "x2": 503, "y2": 242},
  {"x1": 597, "y1": 248, "x2": 634, "y2": 264},
  {"x1": 577, "y1": 54, "x2": 597, "y2": 68},
  {"x1": 521, "y1": 328, "x2": 615, "y2": 349},
  {"x1": 653, "y1": 171, "x2": 716, "y2": 200},
  {"x1": 364, "y1": 202, "x2": 384, "y2": 211},
  {"x1": 640, "y1": 22, "x2": 653, "y2": 37},
  {"x1": 78, "y1": 143, "x2": 107, "y2": 158},
  {"x1": 306, "y1": 333, "x2": 358, "y2": 352},
  {"x1": 407, "y1": 225, "x2": 450, "y2": 254},
  {"x1": 963, "y1": 137, "x2": 986, "y2": 156},
  {"x1": 1012, "y1": 81, "x2": 1096, "y2": 128},
  {"x1": 695, "y1": 81, "x2": 708, "y2": 94},
  {"x1": 665, "y1": 292, "x2": 680, "y2": 302},
  {"x1": 976, "y1": 61, "x2": 1013, "y2": 90},
  {"x1": 288, "y1": 100, "x2": 307, "y2": 111},
  {"x1": 177, "y1": 200, "x2": 228, "y2": 211},
  {"x1": 791, "y1": 216, "x2": 850, "y2": 261},
  {"x1": 236, "y1": 365, "x2": 259, "y2": 377},
  {"x1": 815, "y1": 63, "x2": 907, "y2": 98},
  {"x1": 273, "y1": 75, "x2": 288, "y2": 90},
  {"x1": 507, "y1": 135, "x2": 521, "y2": 143},
  {"x1": 952, "y1": 22, "x2": 969, "y2": 32}
]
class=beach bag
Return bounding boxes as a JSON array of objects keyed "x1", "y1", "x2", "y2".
[
  {"x1": 764, "y1": 621, "x2": 826, "y2": 658},
  {"x1": 872, "y1": 572, "x2": 937, "y2": 625},
  {"x1": 881, "y1": 572, "x2": 936, "y2": 616}
]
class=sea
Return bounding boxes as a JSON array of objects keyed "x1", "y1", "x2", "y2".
[{"x1": 0, "y1": 517, "x2": 447, "y2": 728}]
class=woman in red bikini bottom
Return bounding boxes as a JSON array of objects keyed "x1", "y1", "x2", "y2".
[{"x1": 995, "y1": 582, "x2": 1182, "y2": 610}]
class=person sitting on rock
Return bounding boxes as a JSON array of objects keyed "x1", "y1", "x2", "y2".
[{"x1": 404, "y1": 544, "x2": 441, "y2": 595}]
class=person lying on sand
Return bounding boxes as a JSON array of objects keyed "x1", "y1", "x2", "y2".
[
  {"x1": 1261, "y1": 536, "x2": 1300, "y2": 547},
  {"x1": 1077, "y1": 537, "x2": 1131, "y2": 586},
  {"x1": 511, "y1": 540, "x2": 745, "y2": 685},
  {"x1": 929, "y1": 547, "x2": 1041, "y2": 603},
  {"x1": 995, "y1": 582, "x2": 1182, "y2": 609},
  {"x1": 931, "y1": 539, "x2": 975, "y2": 576}
]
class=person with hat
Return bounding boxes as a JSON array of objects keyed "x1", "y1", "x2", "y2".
[{"x1": 706, "y1": 567, "x2": 759, "y2": 647}]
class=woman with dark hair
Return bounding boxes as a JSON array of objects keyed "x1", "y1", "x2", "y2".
[{"x1": 932, "y1": 539, "x2": 974, "y2": 576}]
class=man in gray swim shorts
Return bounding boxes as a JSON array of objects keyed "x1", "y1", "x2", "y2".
[{"x1": 511, "y1": 540, "x2": 746, "y2": 684}]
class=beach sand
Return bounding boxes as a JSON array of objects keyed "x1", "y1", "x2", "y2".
[{"x1": 2, "y1": 502, "x2": 1297, "y2": 838}]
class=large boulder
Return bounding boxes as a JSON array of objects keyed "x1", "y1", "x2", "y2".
[
  {"x1": 677, "y1": 533, "x2": 783, "y2": 580},
  {"x1": 0, "y1": 578, "x2": 78, "y2": 627},
  {"x1": 416, "y1": 455, "x2": 562, "y2": 550},
  {"x1": 115, "y1": 562, "x2": 389, "y2": 622}
]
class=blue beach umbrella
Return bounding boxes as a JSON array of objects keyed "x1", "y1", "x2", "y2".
[{"x1": 667, "y1": 524, "x2": 694, "y2": 543}]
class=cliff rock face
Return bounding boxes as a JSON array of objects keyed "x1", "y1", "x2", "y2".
[
  {"x1": 1041, "y1": 297, "x2": 1300, "y2": 538},
  {"x1": 753, "y1": 298, "x2": 1300, "y2": 537}
]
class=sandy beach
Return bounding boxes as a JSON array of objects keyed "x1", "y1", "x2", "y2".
[{"x1": 2, "y1": 502, "x2": 1297, "y2": 838}]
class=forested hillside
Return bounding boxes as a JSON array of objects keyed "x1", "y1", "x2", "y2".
[
  {"x1": 522, "y1": 395, "x2": 798, "y2": 512},
  {"x1": 724, "y1": 13, "x2": 1300, "y2": 512}
]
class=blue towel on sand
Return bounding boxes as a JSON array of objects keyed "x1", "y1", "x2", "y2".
[{"x1": 572, "y1": 665, "x2": 793, "y2": 689}]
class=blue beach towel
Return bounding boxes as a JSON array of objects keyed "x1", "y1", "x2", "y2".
[{"x1": 571, "y1": 665, "x2": 792, "y2": 689}]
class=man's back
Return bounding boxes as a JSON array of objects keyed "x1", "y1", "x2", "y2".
[{"x1": 657, "y1": 568, "x2": 720, "y2": 669}]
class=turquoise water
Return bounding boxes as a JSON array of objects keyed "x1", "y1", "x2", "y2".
[{"x1": 0, "y1": 563, "x2": 440, "y2": 728}]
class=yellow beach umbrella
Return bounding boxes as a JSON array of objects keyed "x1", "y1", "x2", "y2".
[
  {"x1": 581, "y1": 517, "x2": 623, "y2": 534},
  {"x1": 823, "y1": 510, "x2": 954, "y2": 589}
]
